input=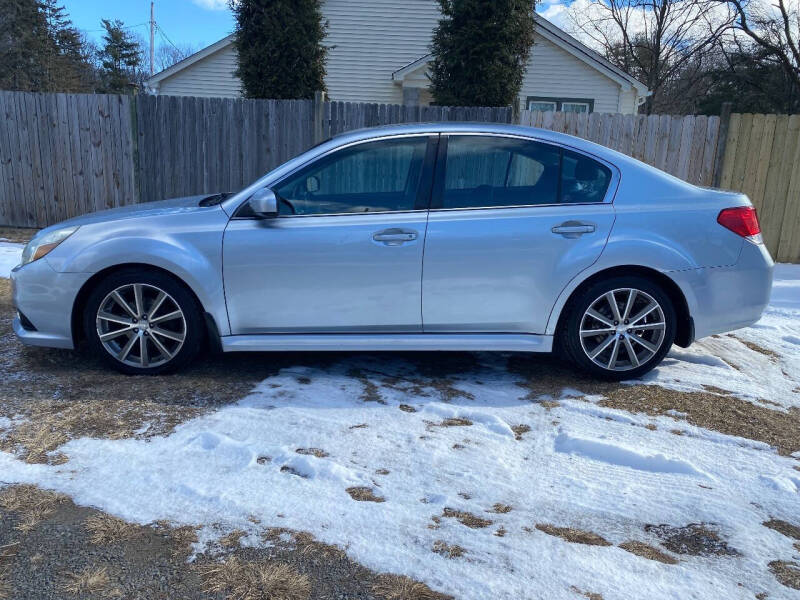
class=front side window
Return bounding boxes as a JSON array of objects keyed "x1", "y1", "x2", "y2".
[
  {"x1": 437, "y1": 136, "x2": 612, "y2": 209},
  {"x1": 274, "y1": 136, "x2": 429, "y2": 216}
]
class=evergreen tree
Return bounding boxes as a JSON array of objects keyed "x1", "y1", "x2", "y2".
[
  {"x1": 230, "y1": 0, "x2": 328, "y2": 99},
  {"x1": 0, "y1": 0, "x2": 95, "y2": 92},
  {"x1": 429, "y1": 0, "x2": 536, "y2": 107},
  {"x1": 97, "y1": 19, "x2": 143, "y2": 94}
]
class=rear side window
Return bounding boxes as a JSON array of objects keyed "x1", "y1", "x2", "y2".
[{"x1": 437, "y1": 136, "x2": 612, "y2": 209}]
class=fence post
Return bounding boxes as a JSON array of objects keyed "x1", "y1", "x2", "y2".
[
  {"x1": 712, "y1": 102, "x2": 733, "y2": 188},
  {"x1": 312, "y1": 90, "x2": 326, "y2": 144}
]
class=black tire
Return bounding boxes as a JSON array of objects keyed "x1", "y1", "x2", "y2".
[
  {"x1": 561, "y1": 275, "x2": 676, "y2": 381},
  {"x1": 83, "y1": 268, "x2": 204, "y2": 375}
]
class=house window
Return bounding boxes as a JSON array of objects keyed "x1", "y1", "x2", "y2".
[{"x1": 526, "y1": 97, "x2": 595, "y2": 113}]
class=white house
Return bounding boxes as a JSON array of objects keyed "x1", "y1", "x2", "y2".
[{"x1": 146, "y1": 1, "x2": 649, "y2": 115}]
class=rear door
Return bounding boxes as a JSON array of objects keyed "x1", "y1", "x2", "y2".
[{"x1": 421, "y1": 133, "x2": 617, "y2": 334}]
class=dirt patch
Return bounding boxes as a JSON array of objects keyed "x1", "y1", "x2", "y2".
[
  {"x1": 220, "y1": 529, "x2": 247, "y2": 548},
  {"x1": 511, "y1": 424, "x2": 531, "y2": 440},
  {"x1": 431, "y1": 540, "x2": 465, "y2": 559},
  {"x1": 296, "y1": 448, "x2": 329, "y2": 459},
  {"x1": 0, "y1": 227, "x2": 36, "y2": 244},
  {"x1": 436, "y1": 417, "x2": 472, "y2": 427},
  {"x1": 442, "y1": 508, "x2": 492, "y2": 529},
  {"x1": 200, "y1": 557, "x2": 311, "y2": 600},
  {"x1": 644, "y1": 523, "x2": 738, "y2": 556},
  {"x1": 769, "y1": 561, "x2": 800, "y2": 590},
  {"x1": 535, "y1": 524, "x2": 611, "y2": 546},
  {"x1": 346, "y1": 487, "x2": 385, "y2": 503},
  {"x1": 570, "y1": 587, "x2": 603, "y2": 600},
  {"x1": 488, "y1": 503, "x2": 512, "y2": 514},
  {"x1": 85, "y1": 514, "x2": 146, "y2": 545},
  {"x1": 0, "y1": 484, "x2": 67, "y2": 533},
  {"x1": 732, "y1": 335, "x2": 781, "y2": 360},
  {"x1": 372, "y1": 574, "x2": 454, "y2": 600},
  {"x1": 618, "y1": 540, "x2": 678, "y2": 565},
  {"x1": 763, "y1": 519, "x2": 800, "y2": 540},
  {"x1": 398, "y1": 404, "x2": 417, "y2": 413}
]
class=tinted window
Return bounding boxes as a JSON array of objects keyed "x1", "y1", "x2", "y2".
[
  {"x1": 438, "y1": 136, "x2": 612, "y2": 209},
  {"x1": 275, "y1": 137, "x2": 428, "y2": 215},
  {"x1": 561, "y1": 149, "x2": 612, "y2": 204}
]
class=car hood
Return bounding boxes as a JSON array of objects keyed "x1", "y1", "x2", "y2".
[{"x1": 42, "y1": 195, "x2": 225, "y2": 232}]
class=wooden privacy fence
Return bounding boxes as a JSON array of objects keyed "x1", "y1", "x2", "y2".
[
  {"x1": 718, "y1": 113, "x2": 800, "y2": 263},
  {"x1": 1, "y1": 89, "x2": 799, "y2": 261}
]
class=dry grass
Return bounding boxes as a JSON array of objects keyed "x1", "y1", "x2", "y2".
[
  {"x1": 644, "y1": 523, "x2": 738, "y2": 556},
  {"x1": 570, "y1": 586, "x2": 604, "y2": 600},
  {"x1": 165, "y1": 523, "x2": 200, "y2": 557},
  {"x1": 442, "y1": 508, "x2": 492, "y2": 529},
  {"x1": 0, "y1": 484, "x2": 67, "y2": 532},
  {"x1": 372, "y1": 573, "x2": 453, "y2": 600},
  {"x1": 763, "y1": 519, "x2": 800, "y2": 540},
  {"x1": 346, "y1": 486, "x2": 385, "y2": 503},
  {"x1": 0, "y1": 398, "x2": 201, "y2": 464},
  {"x1": 511, "y1": 424, "x2": 531, "y2": 440},
  {"x1": 437, "y1": 417, "x2": 473, "y2": 427},
  {"x1": 0, "y1": 227, "x2": 36, "y2": 243},
  {"x1": 295, "y1": 447, "x2": 328, "y2": 458},
  {"x1": 535, "y1": 524, "x2": 612, "y2": 547},
  {"x1": 618, "y1": 540, "x2": 678, "y2": 565},
  {"x1": 200, "y1": 557, "x2": 311, "y2": 600},
  {"x1": 488, "y1": 503, "x2": 512, "y2": 514},
  {"x1": 220, "y1": 529, "x2": 247, "y2": 548},
  {"x1": 769, "y1": 561, "x2": 800, "y2": 590},
  {"x1": 0, "y1": 543, "x2": 17, "y2": 600},
  {"x1": 432, "y1": 540, "x2": 465, "y2": 559},
  {"x1": 292, "y1": 531, "x2": 347, "y2": 561},
  {"x1": 61, "y1": 566, "x2": 118, "y2": 597},
  {"x1": 494, "y1": 526, "x2": 506, "y2": 537},
  {"x1": 85, "y1": 513, "x2": 143, "y2": 545},
  {"x1": 732, "y1": 335, "x2": 781, "y2": 360}
]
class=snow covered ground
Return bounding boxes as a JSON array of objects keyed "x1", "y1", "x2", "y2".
[
  {"x1": 0, "y1": 241, "x2": 23, "y2": 277},
  {"x1": 1, "y1": 242, "x2": 799, "y2": 599}
]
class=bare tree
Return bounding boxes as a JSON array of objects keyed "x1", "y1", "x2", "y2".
[
  {"x1": 155, "y1": 42, "x2": 196, "y2": 72},
  {"x1": 567, "y1": 0, "x2": 735, "y2": 112},
  {"x1": 721, "y1": 0, "x2": 800, "y2": 92}
]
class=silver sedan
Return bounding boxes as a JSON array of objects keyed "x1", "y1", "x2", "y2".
[{"x1": 10, "y1": 123, "x2": 773, "y2": 379}]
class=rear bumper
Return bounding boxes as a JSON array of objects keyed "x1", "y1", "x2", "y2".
[
  {"x1": 10, "y1": 259, "x2": 91, "y2": 350},
  {"x1": 670, "y1": 241, "x2": 774, "y2": 340}
]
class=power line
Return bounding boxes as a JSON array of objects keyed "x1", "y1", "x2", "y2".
[
  {"x1": 85, "y1": 21, "x2": 149, "y2": 33},
  {"x1": 156, "y1": 23, "x2": 181, "y2": 51}
]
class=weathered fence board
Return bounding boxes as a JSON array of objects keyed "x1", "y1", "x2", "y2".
[{"x1": 1, "y1": 91, "x2": 799, "y2": 262}]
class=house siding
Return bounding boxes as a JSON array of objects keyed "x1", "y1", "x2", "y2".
[
  {"x1": 157, "y1": 44, "x2": 241, "y2": 98},
  {"x1": 519, "y1": 37, "x2": 623, "y2": 114},
  {"x1": 322, "y1": 0, "x2": 441, "y2": 103}
]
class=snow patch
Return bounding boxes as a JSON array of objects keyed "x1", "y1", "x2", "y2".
[{"x1": 0, "y1": 242, "x2": 23, "y2": 277}]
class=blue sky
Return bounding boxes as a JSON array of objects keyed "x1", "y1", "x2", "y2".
[{"x1": 63, "y1": 0, "x2": 234, "y2": 51}]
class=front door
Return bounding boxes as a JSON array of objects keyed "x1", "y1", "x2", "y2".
[
  {"x1": 223, "y1": 135, "x2": 436, "y2": 334},
  {"x1": 422, "y1": 134, "x2": 616, "y2": 334}
]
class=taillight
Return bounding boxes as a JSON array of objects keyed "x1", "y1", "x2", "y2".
[{"x1": 717, "y1": 206, "x2": 761, "y2": 239}]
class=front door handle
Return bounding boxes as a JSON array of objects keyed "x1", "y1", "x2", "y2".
[
  {"x1": 551, "y1": 221, "x2": 596, "y2": 238},
  {"x1": 372, "y1": 228, "x2": 418, "y2": 246}
]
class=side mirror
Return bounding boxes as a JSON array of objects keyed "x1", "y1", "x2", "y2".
[{"x1": 249, "y1": 188, "x2": 278, "y2": 218}]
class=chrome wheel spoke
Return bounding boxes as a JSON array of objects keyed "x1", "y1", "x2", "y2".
[
  {"x1": 581, "y1": 327, "x2": 615, "y2": 337},
  {"x1": 589, "y1": 334, "x2": 616, "y2": 359},
  {"x1": 111, "y1": 291, "x2": 137, "y2": 318},
  {"x1": 607, "y1": 337, "x2": 621, "y2": 369},
  {"x1": 622, "y1": 289, "x2": 637, "y2": 320},
  {"x1": 151, "y1": 326, "x2": 184, "y2": 343},
  {"x1": 629, "y1": 303, "x2": 658, "y2": 326},
  {"x1": 586, "y1": 309, "x2": 614, "y2": 327},
  {"x1": 149, "y1": 332, "x2": 173, "y2": 360},
  {"x1": 150, "y1": 310, "x2": 182, "y2": 324},
  {"x1": 139, "y1": 335, "x2": 149, "y2": 367},
  {"x1": 117, "y1": 333, "x2": 137, "y2": 361},
  {"x1": 147, "y1": 291, "x2": 167, "y2": 319},
  {"x1": 631, "y1": 322, "x2": 665, "y2": 331},
  {"x1": 133, "y1": 284, "x2": 145, "y2": 318},
  {"x1": 629, "y1": 333, "x2": 658, "y2": 353},
  {"x1": 99, "y1": 326, "x2": 135, "y2": 342},
  {"x1": 605, "y1": 291, "x2": 622, "y2": 322},
  {"x1": 97, "y1": 311, "x2": 133, "y2": 327},
  {"x1": 623, "y1": 336, "x2": 640, "y2": 367}
]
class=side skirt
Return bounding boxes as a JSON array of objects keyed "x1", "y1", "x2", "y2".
[{"x1": 220, "y1": 333, "x2": 553, "y2": 353}]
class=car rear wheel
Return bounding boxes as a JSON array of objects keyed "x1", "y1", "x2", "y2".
[
  {"x1": 83, "y1": 269, "x2": 203, "y2": 374},
  {"x1": 562, "y1": 276, "x2": 676, "y2": 380}
]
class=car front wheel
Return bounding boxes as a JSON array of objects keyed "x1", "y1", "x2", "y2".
[
  {"x1": 562, "y1": 276, "x2": 676, "y2": 380},
  {"x1": 83, "y1": 269, "x2": 203, "y2": 374}
]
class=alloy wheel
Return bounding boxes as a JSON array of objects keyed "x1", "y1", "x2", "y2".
[
  {"x1": 95, "y1": 283, "x2": 187, "y2": 369},
  {"x1": 578, "y1": 288, "x2": 666, "y2": 372}
]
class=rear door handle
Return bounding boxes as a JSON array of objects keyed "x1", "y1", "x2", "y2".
[
  {"x1": 551, "y1": 221, "x2": 596, "y2": 237},
  {"x1": 372, "y1": 228, "x2": 418, "y2": 246}
]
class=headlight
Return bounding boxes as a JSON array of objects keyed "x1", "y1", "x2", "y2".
[{"x1": 20, "y1": 226, "x2": 79, "y2": 267}]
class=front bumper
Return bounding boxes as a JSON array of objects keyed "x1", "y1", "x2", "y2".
[
  {"x1": 670, "y1": 241, "x2": 774, "y2": 340},
  {"x1": 10, "y1": 259, "x2": 92, "y2": 350}
]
